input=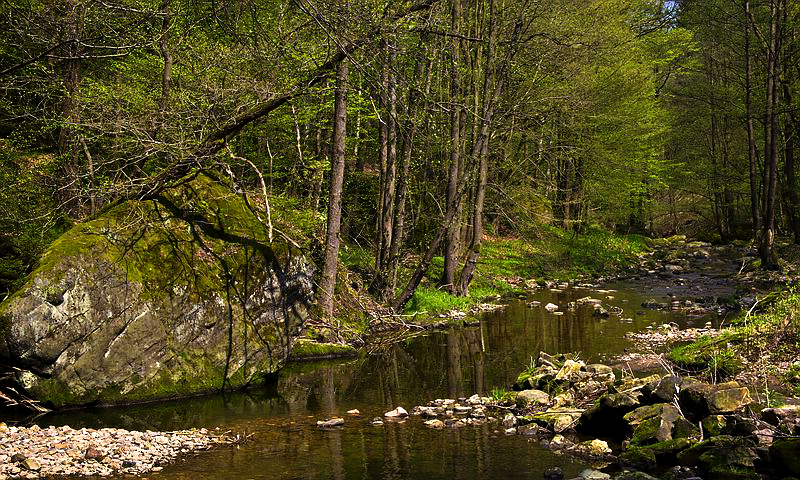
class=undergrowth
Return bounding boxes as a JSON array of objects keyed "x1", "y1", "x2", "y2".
[
  {"x1": 398, "y1": 226, "x2": 650, "y2": 316},
  {"x1": 667, "y1": 289, "x2": 800, "y2": 391}
]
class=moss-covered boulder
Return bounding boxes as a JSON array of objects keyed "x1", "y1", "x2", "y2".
[
  {"x1": 624, "y1": 404, "x2": 697, "y2": 446},
  {"x1": 0, "y1": 172, "x2": 317, "y2": 407},
  {"x1": 578, "y1": 391, "x2": 641, "y2": 438},
  {"x1": 676, "y1": 435, "x2": 760, "y2": 480},
  {"x1": 770, "y1": 438, "x2": 800, "y2": 476},
  {"x1": 679, "y1": 381, "x2": 752, "y2": 418}
]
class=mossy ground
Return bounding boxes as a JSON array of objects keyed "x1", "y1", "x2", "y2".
[
  {"x1": 289, "y1": 339, "x2": 358, "y2": 360},
  {"x1": 668, "y1": 289, "x2": 800, "y2": 397}
]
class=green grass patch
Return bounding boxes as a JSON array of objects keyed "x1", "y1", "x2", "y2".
[
  {"x1": 404, "y1": 285, "x2": 497, "y2": 314},
  {"x1": 290, "y1": 339, "x2": 359, "y2": 359},
  {"x1": 668, "y1": 290, "x2": 800, "y2": 384},
  {"x1": 667, "y1": 333, "x2": 743, "y2": 377},
  {"x1": 339, "y1": 244, "x2": 374, "y2": 270},
  {"x1": 385, "y1": 225, "x2": 651, "y2": 317}
]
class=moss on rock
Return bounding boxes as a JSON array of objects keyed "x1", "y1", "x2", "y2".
[{"x1": 1, "y1": 172, "x2": 317, "y2": 407}]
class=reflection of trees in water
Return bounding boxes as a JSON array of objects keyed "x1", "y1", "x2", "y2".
[{"x1": 276, "y1": 299, "x2": 616, "y2": 415}]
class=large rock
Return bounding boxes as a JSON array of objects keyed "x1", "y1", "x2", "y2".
[
  {"x1": 515, "y1": 389, "x2": 550, "y2": 407},
  {"x1": 532, "y1": 407, "x2": 584, "y2": 433},
  {"x1": 770, "y1": 438, "x2": 800, "y2": 476},
  {"x1": 624, "y1": 404, "x2": 697, "y2": 446},
  {"x1": 579, "y1": 391, "x2": 641, "y2": 437},
  {"x1": 761, "y1": 405, "x2": 800, "y2": 434},
  {"x1": 642, "y1": 375, "x2": 684, "y2": 403},
  {"x1": 0, "y1": 173, "x2": 314, "y2": 407},
  {"x1": 677, "y1": 435, "x2": 760, "y2": 479},
  {"x1": 679, "y1": 381, "x2": 752, "y2": 418}
]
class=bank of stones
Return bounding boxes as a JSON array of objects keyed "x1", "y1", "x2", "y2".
[
  {"x1": 0, "y1": 423, "x2": 235, "y2": 478},
  {"x1": 398, "y1": 352, "x2": 800, "y2": 479}
]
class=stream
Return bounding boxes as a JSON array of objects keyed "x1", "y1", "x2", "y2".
[{"x1": 8, "y1": 262, "x2": 744, "y2": 480}]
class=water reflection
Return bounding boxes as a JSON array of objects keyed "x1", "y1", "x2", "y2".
[{"x1": 5, "y1": 287, "x2": 731, "y2": 479}]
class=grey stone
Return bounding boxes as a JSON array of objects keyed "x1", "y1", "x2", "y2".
[
  {"x1": 516, "y1": 389, "x2": 550, "y2": 406},
  {"x1": 0, "y1": 174, "x2": 312, "y2": 407}
]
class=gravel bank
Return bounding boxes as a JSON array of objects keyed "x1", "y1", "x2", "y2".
[{"x1": 0, "y1": 422, "x2": 234, "y2": 478}]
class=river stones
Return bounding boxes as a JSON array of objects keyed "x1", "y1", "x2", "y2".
[
  {"x1": 515, "y1": 389, "x2": 549, "y2": 407},
  {"x1": 642, "y1": 375, "x2": 684, "y2": 403},
  {"x1": 676, "y1": 435, "x2": 760, "y2": 479},
  {"x1": 579, "y1": 392, "x2": 641, "y2": 437},
  {"x1": 0, "y1": 424, "x2": 232, "y2": 478},
  {"x1": 384, "y1": 406, "x2": 408, "y2": 418},
  {"x1": 679, "y1": 381, "x2": 752, "y2": 417},
  {"x1": 316, "y1": 418, "x2": 345, "y2": 428},
  {"x1": 532, "y1": 407, "x2": 584, "y2": 433}
]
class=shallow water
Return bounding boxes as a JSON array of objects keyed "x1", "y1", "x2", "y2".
[{"x1": 7, "y1": 281, "x2": 735, "y2": 480}]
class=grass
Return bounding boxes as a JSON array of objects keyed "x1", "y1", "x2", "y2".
[
  {"x1": 333, "y1": 225, "x2": 652, "y2": 320},
  {"x1": 396, "y1": 225, "x2": 651, "y2": 316},
  {"x1": 290, "y1": 338, "x2": 358, "y2": 359},
  {"x1": 404, "y1": 285, "x2": 497, "y2": 314},
  {"x1": 668, "y1": 289, "x2": 800, "y2": 389}
]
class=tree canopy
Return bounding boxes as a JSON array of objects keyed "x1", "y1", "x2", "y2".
[{"x1": 1, "y1": 0, "x2": 796, "y2": 306}]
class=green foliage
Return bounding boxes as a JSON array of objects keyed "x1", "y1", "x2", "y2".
[
  {"x1": 490, "y1": 387, "x2": 515, "y2": 404},
  {"x1": 404, "y1": 285, "x2": 489, "y2": 315},
  {"x1": 667, "y1": 333, "x2": 743, "y2": 378},
  {"x1": 0, "y1": 148, "x2": 71, "y2": 297},
  {"x1": 339, "y1": 244, "x2": 373, "y2": 271}
]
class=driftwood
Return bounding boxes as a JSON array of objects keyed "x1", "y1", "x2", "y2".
[{"x1": 1, "y1": 366, "x2": 51, "y2": 414}]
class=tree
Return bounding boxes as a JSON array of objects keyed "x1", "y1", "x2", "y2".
[{"x1": 318, "y1": 57, "x2": 349, "y2": 319}]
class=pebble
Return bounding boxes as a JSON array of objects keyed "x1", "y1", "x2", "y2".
[{"x1": 0, "y1": 423, "x2": 232, "y2": 478}]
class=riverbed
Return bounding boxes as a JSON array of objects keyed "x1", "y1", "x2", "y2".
[{"x1": 3, "y1": 273, "x2": 737, "y2": 480}]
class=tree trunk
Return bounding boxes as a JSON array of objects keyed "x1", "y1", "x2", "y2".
[
  {"x1": 745, "y1": 0, "x2": 762, "y2": 239},
  {"x1": 157, "y1": 0, "x2": 173, "y2": 138},
  {"x1": 317, "y1": 58, "x2": 349, "y2": 318},
  {"x1": 783, "y1": 78, "x2": 800, "y2": 243},
  {"x1": 374, "y1": 44, "x2": 390, "y2": 274},
  {"x1": 440, "y1": 0, "x2": 464, "y2": 295},
  {"x1": 760, "y1": 0, "x2": 781, "y2": 268},
  {"x1": 386, "y1": 58, "x2": 426, "y2": 299}
]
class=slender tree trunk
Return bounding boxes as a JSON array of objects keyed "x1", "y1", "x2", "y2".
[
  {"x1": 58, "y1": 0, "x2": 82, "y2": 156},
  {"x1": 386, "y1": 58, "x2": 426, "y2": 299},
  {"x1": 318, "y1": 58, "x2": 349, "y2": 318},
  {"x1": 745, "y1": 0, "x2": 762, "y2": 238},
  {"x1": 353, "y1": 75, "x2": 364, "y2": 172},
  {"x1": 375, "y1": 43, "x2": 398, "y2": 299},
  {"x1": 157, "y1": 0, "x2": 173, "y2": 139},
  {"x1": 783, "y1": 79, "x2": 800, "y2": 243},
  {"x1": 311, "y1": 124, "x2": 327, "y2": 211},
  {"x1": 394, "y1": 156, "x2": 476, "y2": 312},
  {"x1": 440, "y1": 0, "x2": 463, "y2": 294},
  {"x1": 374, "y1": 44, "x2": 390, "y2": 273},
  {"x1": 761, "y1": 0, "x2": 781, "y2": 268}
]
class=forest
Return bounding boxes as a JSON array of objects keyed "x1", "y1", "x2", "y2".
[{"x1": 1, "y1": 0, "x2": 798, "y2": 314}]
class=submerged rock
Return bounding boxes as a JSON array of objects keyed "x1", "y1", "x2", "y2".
[
  {"x1": 317, "y1": 418, "x2": 345, "y2": 428},
  {"x1": 0, "y1": 172, "x2": 314, "y2": 407}
]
